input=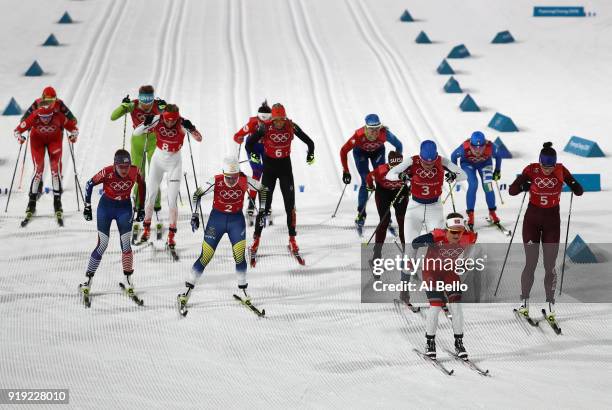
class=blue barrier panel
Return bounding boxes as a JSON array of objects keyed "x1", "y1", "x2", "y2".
[
  {"x1": 562, "y1": 174, "x2": 600, "y2": 192},
  {"x1": 444, "y1": 76, "x2": 462, "y2": 93},
  {"x1": 400, "y1": 10, "x2": 414, "y2": 22},
  {"x1": 25, "y1": 61, "x2": 44, "y2": 76},
  {"x1": 563, "y1": 136, "x2": 604, "y2": 157},
  {"x1": 566, "y1": 235, "x2": 597, "y2": 263},
  {"x1": 533, "y1": 6, "x2": 585, "y2": 17},
  {"x1": 437, "y1": 59, "x2": 454, "y2": 75},
  {"x1": 58, "y1": 12, "x2": 73, "y2": 24},
  {"x1": 2, "y1": 98, "x2": 22, "y2": 116},
  {"x1": 415, "y1": 31, "x2": 431, "y2": 44},
  {"x1": 488, "y1": 112, "x2": 518, "y2": 132},
  {"x1": 460, "y1": 94, "x2": 480, "y2": 111},
  {"x1": 493, "y1": 137, "x2": 512, "y2": 158},
  {"x1": 43, "y1": 33, "x2": 60, "y2": 46},
  {"x1": 448, "y1": 44, "x2": 470, "y2": 58},
  {"x1": 492, "y1": 30, "x2": 515, "y2": 43}
]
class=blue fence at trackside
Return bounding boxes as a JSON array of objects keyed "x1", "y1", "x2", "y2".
[{"x1": 533, "y1": 6, "x2": 585, "y2": 17}]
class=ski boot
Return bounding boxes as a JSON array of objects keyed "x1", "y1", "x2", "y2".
[
  {"x1": 454, "y1": 334, "x2": 468, "y2": 360},
  {"x1": 466, "y1": 210, "x2": 474, "y2": 231},
  {"x1": 516, "y1": 303, "x2": 529, "y2": 318},
  {"x1": 79, "y1": 273, "x2": 94, "y2": 308},
  {"x1": 355, "y1": 213, "x2": 366, "y2": 237},
  {"x1": 167, "y1": 227, "x2": 177, "y2": 249},
  {"x1": 425, "y1": 335, "x2": 436, "y2": 359},
  {"x1": 177, "y1": 282, "x2": 194, "y2": 316},
  {"x1": 21, "y1": 194, "x2": 37, "y2": 227},
  {"x1": 140, "y1": 221, "x2": 151, "y2": 243},
  {"x1": 488, "y1": 209, "x2": 500, "y2": 224},
  {"x1": 289, "y1": 235, "x2": 305, "y2": 265},
  {"x1": 53, "y1": 195, "x2": 64, "y2": 226}
]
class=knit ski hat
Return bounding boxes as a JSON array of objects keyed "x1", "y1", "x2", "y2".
[
  {"x1": 445, "y1": 212, "x2": 466, "y2": 230},
  {"x1": 539, "y1": 142, "x2": 557, "y2": 167},
  {"x1": 470, "y1": 131, "x2": 486, "y2": 147},
  {"x1": 114, "y1": 149, "x2": 131, "y2": 166},
  {"x1": 271, "y1": 103, "x2": 286, "y2": 119},
  {"x1": 388, "y1": 151, "x2": 403, "y2": 167},
  {"x1": 420, "y1": 140, "x2": 438, "y2": 162}
]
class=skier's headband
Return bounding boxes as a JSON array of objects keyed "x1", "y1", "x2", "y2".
[
  {"x1": 138, "y1": 93, "x2": 154, "y2": 104},
  {"x1": 539, "y1": 154, "x2": 556, "y2": 167},
  {"x1": 365, "y1": 122, "x2": 382, "y2": 129},
  {"x1": 162, "y1": 111, "x2": 180, "y2": 123},
  {"x1": 446, "y1": 217, "x2": 465, "y2": 230},
  {"x1": 257, "y1": 112, "x2": 271, "y2": 121}
]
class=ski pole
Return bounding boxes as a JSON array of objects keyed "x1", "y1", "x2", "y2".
[
  {"x1": 4, "y1": 144, "x2": 24, "y2": 212},
  {"x1": 184, "y1": 172, "x2": 193, "y2": 213},
  {"x1": 366, "y1": 185, "x2": 406, "y2": 245},
  {"x1": 494, "y1": 180, "x2": 505, "y2": 205},
  {"x1": 494, "y1": 191, "x2": 527, "y2": 296},
  {"x1": 186, "y1": 131, "x2": 204, "y2": 222},
  {"x1": 442, "y1": 181, "x2": 456, "y2": 205},
  {"x1": 68, "y1": 142, "x2": 85, "y2": 211},
  {"x1": 17, "y1": 134, "x2": 29, "y2": 191},
  {"x1": 559, "y1": 192, "x2": 574, "y2": 295},
  {"x1": 332, "y1": 184, "x2": 348, "y2": 218},
  {"x1": 447, "y1": 181, "x2": 456, "y2": 213},
  {"x1": 122, "y1": 108, "x2": 127, "y2": 149}
]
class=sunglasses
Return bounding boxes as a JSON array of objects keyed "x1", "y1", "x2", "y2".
[{"x1": 138, "y1": 94, "x2": 155, "y2": 104}]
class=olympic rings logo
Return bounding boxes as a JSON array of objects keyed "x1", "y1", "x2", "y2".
[
  {"x1": 219, "y1": 190, "x2": 241, "y2": 200},
  {"x1": 362, "y1": 142, "x2": 382, "y2": 151},
  {"x1": 110, "y1": 181, "x2": 132, "y2": 191},
  {"x1": 438, "y1": 248, "x2": 464, "y2": 258},
  {"x1": 159, "y1": 127, "x2": 177, "y2": 137},
  {"x1": 416, "y1": 168, "x2": 437, "y2": 179},
  {"x1": 534, "y1": 177, "x2": 558, "y2": 189},
  {"x1": 269, "y1": 133, "x2": 289, "y2": 143},
  {"x1": 38, "y1": 125, "x2": 56, "y2": 133}
]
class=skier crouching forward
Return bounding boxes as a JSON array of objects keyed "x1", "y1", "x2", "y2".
[
  {"x1": 177, "y1": 157, "x2": 267, "y2": 316},
  {"x1": 412, "y1": 213, "x2": 477, "y2": 360},
  {"x1": 79, "y1": 150, "x2": 146, "y2": 307}
]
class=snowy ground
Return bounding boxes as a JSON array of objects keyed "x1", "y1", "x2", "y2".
[{"x1": 1, "y1": 0, "x2": 611, "y2": 408}]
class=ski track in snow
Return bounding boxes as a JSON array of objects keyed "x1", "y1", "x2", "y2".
[{"x1": 1, "y1": 1, "x2": 612, "y2": 408}]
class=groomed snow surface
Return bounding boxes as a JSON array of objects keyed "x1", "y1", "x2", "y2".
[{"x1": 1, "y1": 0, "x2": 611, "y2": 408}]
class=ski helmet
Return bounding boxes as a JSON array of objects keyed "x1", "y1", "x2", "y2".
[
  {"x1": 419, "y1": 140, "x2": 438, "y2": 162},
  {"x1": 388, "y1": 151, "x2": 403, "y2": 167},
  {"x1": 539, "y1": 142, "x2": 557, "y2": 167},
  {"x1": 271, "y1": 103, "x2": 286, "y2": 120},
  {"x1": 257, "y1": 100, "x2": 272, "y2": 121},
  {"x1": 470, "y1": 131, "x2": 486, "y2": 147},
  {"x1": 114, "y1": 149, "x2": 131, "y2": 166},
  {"x1": 365, "y1": 114, "x2": 381, "y2": 128},
  {"x1": 42, "y1": 86, "x2": 57, "y2": 100},
  {"x1": 445, "y1": 212, "x2": 466, "y2": 230}
]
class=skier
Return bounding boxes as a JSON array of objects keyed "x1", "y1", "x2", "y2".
[
  {"x1": 79, "y1": 149, "x2": 146, "y2": 307},
  {"x1": 133, "y1": 104, "x2": 202, "y2": 254},
  {"x1": 340, "y1": 114, "x2": 403, "y2": 233},
  {"x1": 387, "y1": 140, "x2": 465, "y2": 240},
  {"x1": 21, "y1": 86, "x2": 77, "y2": 124},
  {"x1": 177, "y1": 157, "x2": 267, "y2": 316},
  {"x1": 366, "y1": 150, "x2": 408, "y2": 267},
  {"x1": 451, "y1": 131, "x2": 502, "y2": 230},
  {"x1": 245, "y1": 103, "x2": 315, "y2": 266},
  {"x1": 412, "y1": 213, "x2": 477, "y2": 359},
  {"x1": 233, "y1": 101, "x2": 272, "y2": 224},
  {"x1": 509, "y1": 142, "x2": 583, "y2": 325},
  {"x1": 14, "y1": 103, "x2": 79, "y2": 226}
]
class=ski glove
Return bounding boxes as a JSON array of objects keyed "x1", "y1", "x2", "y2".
[
  {"x1": 342, "y1": 172, "x2": 351, "y2": 185},
  {"x1": 122, "y1": 95, "x2": 131, "y2": 104},
  {"x1": 14, "y1": 130, "x2": 26, "y2": 144},
  {"x1": 68, "y1": 129, "x2": 79, "y2": 143},
  {"x1": 191, "y1": 212, "x2": 200, "y2": 232},
  {"x1": 83, "y1": 204, "x2": 92, "y2": 221},
  {"x1": 445, "y1": 171, "x2": 457, "y2": 183},
  {"x1": 366, "y1": 184, "x2": 375, "y2": 192},
  {"x1": 493, "y1": 170, "x2": 501, "y2": 181},
  {"x1": 182, "y1": 118, "x2": 195, "y2": 132},
  {"x1": 144, "y1": 114, "x2": 154, "y2": 126},
  {"x1": 520, "y1": 180, "x2": 531, "y2": 192},
  {"x1": 567, "y1": 179, "x2": 584, "y2": 196},
  {"x1": 306, "y1": 152, "x2": 315, "y2": 165},
  {"x1": 249, "y1": 152, "x2": 261, "y2": 164},
  {"x1": 136, "y1": 208, "x2": 145, "y2": 222},
  {"x1": 400, "y1": 172, "x2": 411, "y2": 183}
]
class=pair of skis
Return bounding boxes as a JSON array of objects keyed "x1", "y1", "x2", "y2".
[
  {"x1": 177, "y1": 293, "x2": 265, "y2": 318},
  {"x1": 79, "y1": 282, "x2": 144, "y2": 308},
  {"x1": 249, "y1": 244, "x2": 305, "y2": 268},
  {"x1": 413, "y1": 348, "x2": 490, "y2": 377},
  {"x1": 514, "y1": 308, "x2": 562, "y2": 335},
  {"x1": 20, "y1": 211, "x2": 64, "y2": 227},
  {"x1": 132, "y1": 222, "x2": 179, "y2": 261}
]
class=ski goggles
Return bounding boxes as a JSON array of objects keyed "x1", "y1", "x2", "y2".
[{"x1": 138, "y1": 93, "x2": 155, "y2": 104}]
